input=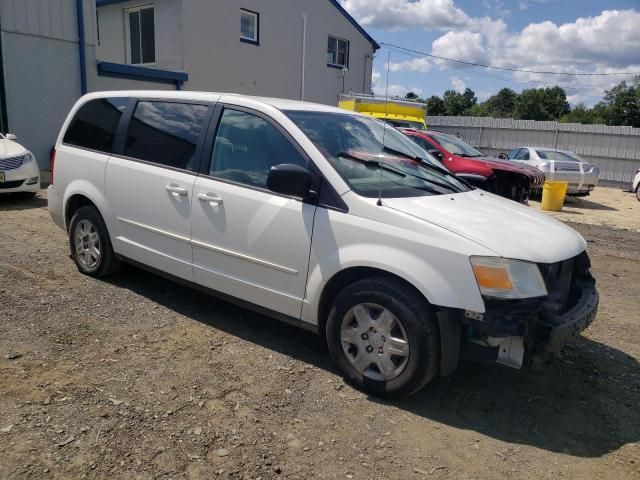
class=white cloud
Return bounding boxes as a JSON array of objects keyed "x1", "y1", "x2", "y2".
[
  {"x1": 371, "y1": 71, "x2": 422, "y2": 97},
  {"x1": 431, "y1": 31, "x2": 490, "y2": 65},
  {"x1": 451, "y1": 77, "x2": 466, "y2": 92},
  {"x1": 502, "y1": 10, "x2": 640, "y2": 69},
  {"x1": 387, "y1": 57, "x2": 432, "y2": 73},
  {"x1": 340, "y1": 0, "x2": 472, "y2": 30}
]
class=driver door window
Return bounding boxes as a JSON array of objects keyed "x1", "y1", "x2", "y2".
[{"x1": 210, "y1": 109, "x2": 307, "y2": 189}]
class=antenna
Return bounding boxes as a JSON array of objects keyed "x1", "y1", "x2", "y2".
[{"x1": 377, "y1": 50, "x2": 391, "y2": 206}]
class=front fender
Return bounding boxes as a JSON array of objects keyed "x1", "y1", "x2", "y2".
[{"x1": 301, "y1": 207, "x2": 490, "y2": 326}]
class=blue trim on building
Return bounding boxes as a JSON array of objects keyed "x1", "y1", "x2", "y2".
[
  {"x1": 97, "y1": 61, "x2": 188, "y2": 90},
  {"x1": 96, "y1": 0, "x2": 379, "y2": 51},
  {"x1": 96, "y1": 0, "x2": 128, "y2": 6},
  {"x1": 76, "y1": 0, "x2": 88, "y2": 94}
]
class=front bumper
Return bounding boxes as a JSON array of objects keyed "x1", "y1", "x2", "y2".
[
  {"x1": 0, "y1": 160, "x2": 40, "y2": 193},
  {"x1": 537, "y1": 283, "x2": 598, "y2": 353},
  {"x1": 461, "y1": 251, "x2": 598, "y2": 367}
]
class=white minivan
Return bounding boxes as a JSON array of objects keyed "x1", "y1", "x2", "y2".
[{"x1": 48, "y1": 91, "x2": 599, "y2": 397}]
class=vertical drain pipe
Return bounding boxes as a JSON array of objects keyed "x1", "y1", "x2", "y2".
[
  {"x1": 76, "y1": 0, "x2": 88, "y2": 95},
  {"x1": 300, "y1": 14, "x2": 307, "y2": 101}
]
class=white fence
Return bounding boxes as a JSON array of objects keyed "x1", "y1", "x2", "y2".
[{"x1": 426, "y1": 116, "x2": 640, "y2": 184}]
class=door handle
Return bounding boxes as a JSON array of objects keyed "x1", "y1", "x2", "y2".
[
  {"x1": 165, "y1": 185, "x2": 189, "y2": 196},
  {"x1": 198, "y1": 192, "x2": 224, "y2": 205}
]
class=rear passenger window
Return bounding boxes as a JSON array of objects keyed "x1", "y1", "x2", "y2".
[
  {"x1": 124, "y1": 101, "x2": 209, "y2": 171},
  {"x1": 63, "y1": 97, "x2": 128, "y2": 152},
  {"x1": 210, "y1": 109, "x2": 307, "y2": 188}
]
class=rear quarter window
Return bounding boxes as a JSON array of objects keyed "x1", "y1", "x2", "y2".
[
  {"x1": 63, "y1": 98, "x2": 129, "y2": 152},
  {"x1": 124, "y1": 101, "x2": 209, "y2": 171}
]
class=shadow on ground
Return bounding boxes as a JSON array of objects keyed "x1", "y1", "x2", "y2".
[
  {"x1": 0, "y1": 192, "x2": 47, "y2": 211},
  {"x1": 108, "y1": 265, "x2": 639, "y2": 459},
  {"x1": 564, "y1": 196, "x2": 618, "y2": 211}
]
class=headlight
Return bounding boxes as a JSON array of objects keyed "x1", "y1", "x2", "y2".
[
  {"x1": 470, "y1": 257, "x2": 547, "y2": 299},
  {"x1": 22, "y1": 152, "x2": 34, "y2": 164}
]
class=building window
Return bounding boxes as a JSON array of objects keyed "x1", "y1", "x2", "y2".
[
  {"x1": 327, "y1": 36, "x2": 349, "y2": 68},
  {"x1": 240, "y1": 9, "x2": 259, "y2": 45},
  {"x1": 126, "y1": 6, "x2": 156, "y2": 65}
]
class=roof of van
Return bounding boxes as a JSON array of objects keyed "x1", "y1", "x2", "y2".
[{"x1": 81, "y1": 91, "x2": 355, "y2": 114}]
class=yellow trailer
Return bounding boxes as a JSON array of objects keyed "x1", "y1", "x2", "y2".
[{"x1": 338, "y1": 93, "x2": 427, "y2": 129}]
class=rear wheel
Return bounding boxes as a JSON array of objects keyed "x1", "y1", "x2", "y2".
[
  {"x1": 636, "y1": 184, "x2": 640, "y2": 201},
  {"x1": 326, "y1": 277, "x2": 440, "y2": 398},
  {"x1": 69, "y1": 205, "x2": 121, "y2": 277}
]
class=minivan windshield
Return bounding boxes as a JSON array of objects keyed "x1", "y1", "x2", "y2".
[
  {"x1": 285, "y1": 111, "x2": 469, "y2": 198},
  {"x1": 428, "y1": 132, "x2": 484, "y2": 158}
]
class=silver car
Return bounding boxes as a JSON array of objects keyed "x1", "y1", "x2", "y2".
[{"x1": 503, "y1": 147, "x2": 600, "y2": 196}]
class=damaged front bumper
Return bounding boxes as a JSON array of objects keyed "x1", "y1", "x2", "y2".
[{"x1": 454, "y1": 251, "x2": 598, "y2": 371}]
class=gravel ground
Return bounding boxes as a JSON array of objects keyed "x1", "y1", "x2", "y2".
[
  {"x1": 0, "y1": 188, "x2": 639, "y2": 480},
  {"x1": 530, "y1": 186, "x2": 640, "y2": 233}
]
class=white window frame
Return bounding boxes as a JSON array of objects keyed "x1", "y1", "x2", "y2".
[
  {"x1": 327, "y1": 35, "x2": 349, "y2": 68},
  {"x1": 240, "y1": 9, "x2": 259, "y2": 44},
  {"x1": 124, "y1": 4, "x2": 156, "y2": 66}
]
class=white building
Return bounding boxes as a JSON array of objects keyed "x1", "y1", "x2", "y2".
[{"x1": 0, "y1": 0, "x2": 377, "y2": 171}]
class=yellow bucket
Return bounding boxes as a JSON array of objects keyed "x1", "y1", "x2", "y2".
[{"x1": 541, "y1": 180, "x2": 568, "y2": 211}]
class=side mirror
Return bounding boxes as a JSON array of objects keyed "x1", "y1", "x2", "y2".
[
  {"x1": 267, "y1": 163, "x2": 314, "y2": 198},
  {"x1": 497, "y1": 153, "x2": 509, "y2": 160},
  {"x1": 428, "y1": 149, "x2": 443, "y2": 161},
  {"x1": 5, "y1": 133, "x2": 17, "y2": 141}
]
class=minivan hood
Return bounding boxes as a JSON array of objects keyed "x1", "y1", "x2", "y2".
[
  {"x1": 0, "y1": 139, "x2": 27, "y2": 158},
  {"x1": 384, "y1": 190, "x2": 586, "y2": 264}
]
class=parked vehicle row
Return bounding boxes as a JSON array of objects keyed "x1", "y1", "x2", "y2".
[
  {"x1": 48, "y1": 91, "x2": 599, "y2": 397},
  {"x1": 499, "y1": 147, "x2": 600, "y2": 196},
  {"x1": 0, "y1": 133, "x2": 40, "y2": 197},
  {"x1": 401, "y1": 129, "x2": 544, "y2": 204}
]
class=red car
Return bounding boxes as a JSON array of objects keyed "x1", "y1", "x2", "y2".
[{"x1": 402, "y1": 129, "x2": 545, "y2": 203}]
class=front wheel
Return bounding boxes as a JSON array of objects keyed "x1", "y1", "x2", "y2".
[
  {"x1": 69, "y1": 205, "x2": 121, "y2": 277},
  {"x1": 326, "y1": 277, "x2": 440, "y2": 398},
  {"x1": 636, "y1": 185, "x2": 640, "y2": 201}
]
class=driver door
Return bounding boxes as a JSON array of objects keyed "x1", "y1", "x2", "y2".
[{"x1": 190, "y1": 106, "x2": 317, "y2": 318}]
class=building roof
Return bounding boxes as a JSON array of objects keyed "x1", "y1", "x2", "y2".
[{"x1": 96, "y1": 0, "x2": 379, "y2": 50}]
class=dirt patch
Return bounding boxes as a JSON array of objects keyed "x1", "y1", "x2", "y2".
[
  {"x1": 1, "y1": 191, "x2": 639, "y2": 479},
  {"x1": 530, "y1": 186, "x2": 640, "y2": 232}
]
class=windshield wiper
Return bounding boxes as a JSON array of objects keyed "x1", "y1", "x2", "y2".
[
  {"x1": 336, "y1": 151, "x2": 406, "y2": 178},
  {"x1": 337, "y1": 151, "x2": 460, "y2": 194}
]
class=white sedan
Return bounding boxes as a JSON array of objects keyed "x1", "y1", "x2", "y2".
[
  {"x1": 633, "y1": 168, "x2": 640, "y2": 201},
  {"x1": 0, "y1": 133, "x2": 40, "y2": 197}
]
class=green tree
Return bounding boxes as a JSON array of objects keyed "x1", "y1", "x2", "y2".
[
  {"x1": 405, "y1": 92, "x2": 419, "y2": 100},
  {"x1": 513, "y1": 87, "x2": 569, "y2": 121},
  {"x1": 600, "y1": 76, "x2": 640, "y2": 127},
  {"x1": 442, "y1": 88, "x2": 477, "y2": 116},
  {"x1": 482, "y1": 88, "x2": 517, "y2": 117},
  {"x1": 426, "y1": 95, "x2": 445, "y2": 116},
  {"x1": 559, "y1": 103, "x2": 605, "y2": 124}
]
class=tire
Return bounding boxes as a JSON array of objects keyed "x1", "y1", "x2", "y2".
[
  {"x1": 326, "y1": 277, "x2": 440, "y2": 398},
  {"x1": 636, "y1": 185, "x2": 640, "y2": 202},
  {"x1": 68, "y1": 205, "x2": 121, "y2": 277}
]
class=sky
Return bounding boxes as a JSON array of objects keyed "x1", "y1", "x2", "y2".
[{"x1": 339, "y1": 0, "x2": 640, "y2": 106}]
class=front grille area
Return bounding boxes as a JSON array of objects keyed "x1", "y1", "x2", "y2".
[
  {"x1": 536, "y1": 252, "x2": 593, "y2": 346},
  {"x1": 0, "y1": 155, "x2": 26, "y2": 171},
  {"x1": 0, "y1": 179, "x2": 25, "y2": 189}
]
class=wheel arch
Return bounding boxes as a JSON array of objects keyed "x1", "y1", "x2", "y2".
[{"x1": 316, "y1": 266, "x2": 430, "y2": 338}]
